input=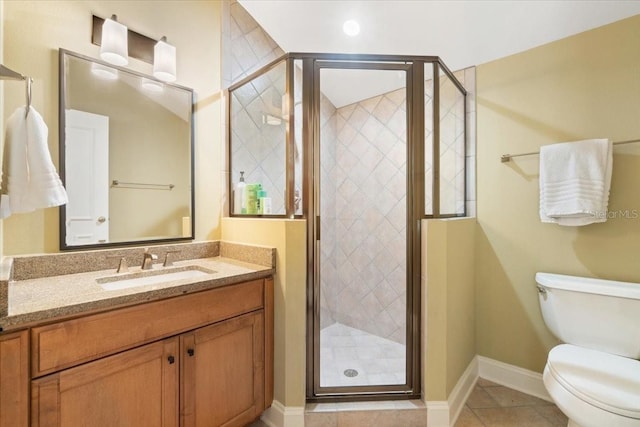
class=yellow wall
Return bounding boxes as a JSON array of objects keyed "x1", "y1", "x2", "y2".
[
  {"x1": 1, "y1": 0, "x2": 222, "y2": 255},
  {"x1": 476, "y1": 15, "x2": 640, "y2": 372},
  {"x1": 423, "y1": 218, "x2": 476, "y2": 400},
  {"x1": 221, "y1": 217, "x2": 307, "y2": 408}
]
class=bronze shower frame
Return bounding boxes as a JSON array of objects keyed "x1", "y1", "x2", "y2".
[{"x1": 226, "y1": 53, "x2": 467, "y2": 402}]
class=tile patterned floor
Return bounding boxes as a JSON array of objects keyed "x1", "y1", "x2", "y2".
[
  {"x1": 252, "y1": 379, "x2": 568, "y2": 426},
  {"x1": 252, "y1": 341, "x2": 568, "y2": 427},
  {"x1": 455, "y1": 378, "x2": 568, "y2": 427},
  {"x1": 320, "y1": 323, "x2": 406, "y2": 387}
]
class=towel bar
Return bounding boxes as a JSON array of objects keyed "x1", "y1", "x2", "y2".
[
  {"x1": 1, "y1": 64, "x2": 33, "y2": 117},
  {"x1": 501, "y1": 138, "x2": 640, "y2": 162},
  {"x1": 111, "y1": 180, "x2": 175, "y2": 190}
]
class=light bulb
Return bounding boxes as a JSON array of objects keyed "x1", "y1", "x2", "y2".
[{"x1": 343, "y1": 20, "x2": 360, "y2": 37}]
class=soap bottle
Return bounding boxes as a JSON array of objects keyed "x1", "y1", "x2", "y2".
[
  {"x1": 258, "y1": 190, "x2": 272, "y2": 214},
  {"x1": 234, "y1": 171, "x2": 246, "y2": 214}
]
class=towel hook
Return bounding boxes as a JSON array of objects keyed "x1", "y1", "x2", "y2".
[{"x1": 24, "y1": 77, "x2": 32, "y2": 118}]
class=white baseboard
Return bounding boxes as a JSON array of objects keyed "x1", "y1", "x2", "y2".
[
  {"x1": 261, "y1": 400, "x2": 305, "y2": 427},
  {"x1": 477, "y1": 355, "x2": 552, "y2": 402},
  {"x1": 263, "y1": 357, "x2": 549, "y2": 427},
  {"x1": 427, "y1": 355, "x2": 550, "y2": 427},
  {"x1": 448, "y1": 356, "x2": 479, "y2": 424},
  {"x1": 426, "y1": 401, "x2": 450, "y2": 427},
  {"x1": 426, "y1": 355, "x2": 479, "y2": 427}
]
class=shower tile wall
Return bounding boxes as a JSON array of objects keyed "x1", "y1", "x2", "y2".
[
  {"x1": 463, "y1": 67, "x2": 477, "y2": 217},
  {"x1": 426, "y1": 69, "x2": 469, "y2": 215},
  {"x1": 319, "y1": 93, "x2": 338, "y2": 329},
  {"x1": 223, "y1": 0, "x2": 284, "y2": 87},
  {"x1": 425, "y1": 79, "x2": 434, "y2": 214},
  {"x1": 321, "y1": 68, "x2": 475, "y2": 342},
  {"x1": 230, "y1": 64, "x2": 287, "y2": 214},
  {"x1": 439, "y1": 71, "x2": 466, "y2": 215},
  {"x1": 223, "y1": 0, "x2": 286, "y2": 214},
  {"x1": 321, "y1": 88, "x2": 408, "y2": 344}
]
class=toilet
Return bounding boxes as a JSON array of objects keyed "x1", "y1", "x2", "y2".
[{"x1": 536, "y1": 272, "x2": 640, "y2": 427}]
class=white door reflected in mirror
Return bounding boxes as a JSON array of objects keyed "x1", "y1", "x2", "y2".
[{"x1": 65, "y1": 109, "x2": 109, "y2": 246}]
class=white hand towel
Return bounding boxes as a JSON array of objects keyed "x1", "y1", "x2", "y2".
[
  {"x1": 539, "y1": 138, "x2": 612, "y2": 226},
  {"x1": 24, "y1": 106, "x2": 68, "y2": 210},
  {"x1": 0, "y1": 106, "x2": 68, "y2": 219},
  {"x1": 1, "y1": 107, "x2": 31, "y2": 217}
]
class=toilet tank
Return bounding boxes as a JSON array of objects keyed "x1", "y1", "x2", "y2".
[{"x1": 536, "y1": 272, "x2": 640, "y2": 359}]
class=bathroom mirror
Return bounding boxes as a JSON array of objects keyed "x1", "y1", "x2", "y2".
[{"x1": 59, "y1": 49, "x2": 194, "y2": 250}]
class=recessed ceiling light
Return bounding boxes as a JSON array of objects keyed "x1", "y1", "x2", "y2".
[{"x1": 343, "y1": 19, "x2": 360, "y2": 37}]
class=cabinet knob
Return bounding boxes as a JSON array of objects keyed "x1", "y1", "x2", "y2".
[
  {"x1": 168, "y1": 355, "x2": 175, "y2": 364},
  {"x1": 187, "y1": 348, "x2": 195, "y2": 357}
]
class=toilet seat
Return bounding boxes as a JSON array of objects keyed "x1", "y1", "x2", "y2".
[{"x1": 546, "y1": 344, "x2": 640, "y2": 422}]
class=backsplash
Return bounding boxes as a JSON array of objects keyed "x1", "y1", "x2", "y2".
[{"x1": 8, "y1": 241, "x2": 220, "y2": 281}]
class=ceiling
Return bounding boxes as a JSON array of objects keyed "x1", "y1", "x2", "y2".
[
  {"x1": 239, "y1": 0, "x2": 640, "y2": 71},
  {"x1": 239, "y1": 0, "x2": 640, "y2": 107}
]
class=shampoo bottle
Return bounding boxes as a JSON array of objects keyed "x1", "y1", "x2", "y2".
[
  {"x1": 245, "y1": 183, "x2": 262, "y2": 214},
  {"x1": 234, "y1": 171, "x2": 246, "y2": 214}
]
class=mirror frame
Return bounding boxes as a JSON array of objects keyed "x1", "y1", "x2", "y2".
[{"x1": 58, "y1": 49, "x2": 195, "y2": 251}]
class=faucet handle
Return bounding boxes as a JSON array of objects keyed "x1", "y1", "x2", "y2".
[
  {"x1": 143, "y1": 248, "x2": 158, "y2": 259},
  {"x1": 106, "y1": 256, "x2": 129, "y2": 273},
  {"x1": 163, "y1": 250, "x2": 181, "y2": 267}
]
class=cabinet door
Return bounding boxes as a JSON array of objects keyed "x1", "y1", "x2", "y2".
[
  {"x1": 0, "y1": 330, "x2": 29, "y2": 427},
  {"x1": 31, "y1": 338, "x2": 178, "y2": 427},
  {"x1": 181, "y1": 311, "x2": 264, "y2": 427}
]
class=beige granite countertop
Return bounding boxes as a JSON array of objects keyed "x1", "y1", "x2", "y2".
[{"x1": 0, "y1": 241, "x2": 275, "y2": 331}]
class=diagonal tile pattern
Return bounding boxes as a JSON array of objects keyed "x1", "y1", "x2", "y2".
[
  {"x1": 438, "y1": 71, "x2": 466, "y2": 215},
  {"x1": 228, "y1": 0, "x2": 284, "y2": 84},
  {"x1": 321, "y1": 86, "x2": 408, "y2": 344},
  {"x1": 231, "y1": 62, "x2": 288, "y2": 214},
  {"x1": 319, "y1": 71, "x2": 469, "y2": 345},
  {"x1": 455, "y1": 378, "x2": 568, "y2": 427}
]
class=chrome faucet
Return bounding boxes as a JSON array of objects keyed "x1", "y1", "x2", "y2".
[
  {"x1": 163, "y1": 250, "x2": 181, "y2": 267},
  {"x1": 142, "y1": 249, "x2": 158, "y2": 270},
  {"x1": 107, "y1": 256, "x2": 129, "y2": 273}
]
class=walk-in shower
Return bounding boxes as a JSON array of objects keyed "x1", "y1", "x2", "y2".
[{"x1": 227, "y1": 53, "x2": 466, "y2": 401}]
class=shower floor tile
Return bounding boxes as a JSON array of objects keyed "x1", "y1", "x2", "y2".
[{"x1": 320, "y1": 323, "x2": 406, "y2": 387}]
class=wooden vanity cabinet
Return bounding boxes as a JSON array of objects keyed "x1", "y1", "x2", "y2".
[
  {"x1": 25, "y1": 277, "x2": 274, "y2": 427},
  {"x1": 0, "y1": 330, "x2": 29, "y2": 427},
  {"x1": 181, "y1": 311, "x2": 264, "y2": 427},
  {"x1": 31, "y1": 338, "x2": 179, "y2": 426}
]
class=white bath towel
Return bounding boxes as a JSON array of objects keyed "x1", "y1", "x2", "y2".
[
  {"x1": 539, "y1": 138, "x2": 612, "y2": 226},
  {"x1": 0, "y1": 106, "x2": 68, "y2": 219}
]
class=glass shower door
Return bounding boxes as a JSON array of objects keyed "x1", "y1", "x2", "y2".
[{"x1": 315, "y1": 64, "x2": 410, "y2": 394}]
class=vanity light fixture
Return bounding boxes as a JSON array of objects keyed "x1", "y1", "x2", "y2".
[
  {"x1": 153, "y1": 36, "x2": 177, "y2": 82},
  {"x1": 343, "y1": 19, "x2": 360, "y2": 37},
  {"x1": 100, "y1": 15, "x2": 128, "y2": 66},
  {"x1": 92, "y1": 16, "x2": 178, "y2": 82}
]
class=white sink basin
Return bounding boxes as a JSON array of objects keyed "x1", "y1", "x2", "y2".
[{"x1": 97, "y1": 266, "x2": 215, "y2": 291}]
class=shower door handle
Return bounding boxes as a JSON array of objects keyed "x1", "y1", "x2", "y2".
[{"x1": 316, "y1": 215, "x2": 320, "y2": 241}]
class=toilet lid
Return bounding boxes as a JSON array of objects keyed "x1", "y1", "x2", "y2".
[{"x1": 547, "y1": 344, "x2": 640, "y2": 419}]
